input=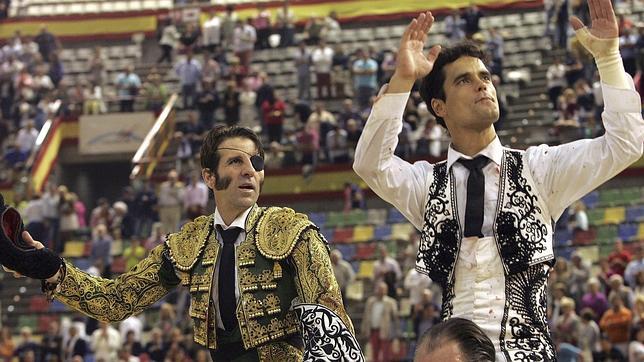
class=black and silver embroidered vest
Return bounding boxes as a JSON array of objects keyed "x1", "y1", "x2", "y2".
[{"x1": 416, "y1": 149, "x2": 557, "y2": 361}]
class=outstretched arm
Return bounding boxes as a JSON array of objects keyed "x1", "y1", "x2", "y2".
[{"x1": 353, "y1": 12, "x2": 441, "y2": 230}]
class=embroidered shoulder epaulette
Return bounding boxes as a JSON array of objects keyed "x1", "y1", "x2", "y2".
[
  {"x1": 255, "y1": 207, "x2": 313, "y2": 260},
  {"x1": 165, "y1": 215, "x2": 213, "y2": 271}
]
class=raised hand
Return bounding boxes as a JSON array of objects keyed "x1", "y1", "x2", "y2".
[
  {"x1": 388, "y1": 11, "x2": 442, "y2": 93},
  {"x1": 569, "y1": 0, "x2": 618, "y2": 39}
]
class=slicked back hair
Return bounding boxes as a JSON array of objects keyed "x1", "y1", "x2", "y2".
[
  {"x1": 200, "y1": 125, "x2": 265, "y2": 172},
  {"x1": 419, "y1": 42, "x2": 488, "y2": 128},
  {"x1": 415, "y1": 318, "x2": 495, "y2": 362}
]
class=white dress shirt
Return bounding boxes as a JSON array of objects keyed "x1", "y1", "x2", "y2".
[
  {"x1": 354, "y1": 77, "x2": 643, "y2": 357},
  {"x1": 210, "y1": 206, "x2": 253, "y2": 330}
]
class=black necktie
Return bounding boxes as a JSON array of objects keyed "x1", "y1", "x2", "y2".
[
  {"x1": 458, "y1": 156, "x2": 490, "y2": 238},
  {"x1": 217, "y1": 225, "x2": 242, "y2": 331}
]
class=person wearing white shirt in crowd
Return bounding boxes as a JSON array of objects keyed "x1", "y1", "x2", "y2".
[
  {"x1": 16, "y1": 120, "x2": 38, "y2": 155},
  {"x1": 157, "y1": 169, "x2": 185, "y2": 235},
  {"x1": 202, "y1": 11, "x2": 221, "y2": 53},
  {"x1": 90, "y1": 322, "x2": 120, "y2": 362},
  {"x1": 353, "y1": 3, "x2": 644, "y2": 360},
  {"x1": 311, "y1": 40, "x2": 334, "y2": 99},
  {"x1": 118, "y1": 315, "x2": 143, "y2": 345},
  {"x1": 404, "y1": 267, "x2": 433, "y2": 307},
  {"x1": 183, "y1": 172, "x2": 209, "y2": 220},
  {"x1": 233, "y1": 19, "x2": 256, "y2": 69},
  {"x1": 330, "y1": 249, "x2": 355, "y2": 302},
  {"x1": 625, "y1": 244, "x2": 644, "y2": 288}
]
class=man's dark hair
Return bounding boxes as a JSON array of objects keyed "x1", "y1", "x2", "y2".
[
  {"x1": 200, "y1": 125, "x2": 264, "y2": 172},
  {"x1": 416, "y1": 318, "x2": 495, "y2": 362},
  {"x1": 419, "y1": 42, "x2": 488, "y2": 128}
]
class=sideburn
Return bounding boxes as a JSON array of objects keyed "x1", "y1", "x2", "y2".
[{"x1": 214, "y1": 171, "x2": 232, "y2": 190}]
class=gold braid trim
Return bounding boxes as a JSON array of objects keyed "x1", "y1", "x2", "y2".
[
  {"x1": 256, "y1": 341, "x2": 303, "y2": 361},
  {"x1": 290, "y1": 229, "x2": 356, "y2": 334},
  {"x1": 256, "y1": 207, "x2": 313, "y2": 261},
  {"x1": 165, "y1": 215, "x2": 213, "y2": 271},
  {"x1": 55, "y1": 245, "x2": 171, "y2": 322}
]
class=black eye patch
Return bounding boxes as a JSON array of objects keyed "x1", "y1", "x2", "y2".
[{"x1": 251, "y1": 155, "x2": 264, "y2": 171}]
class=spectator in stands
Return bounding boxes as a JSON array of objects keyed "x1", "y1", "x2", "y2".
[
  {"x1": 90, "y1": 224, "x2": 113, "y2": 277},
  {"x1": 361, "y1": 281, "x2": 399, "y2": 362},
  {"x1": 404, "y1": 268, "x2": 433, "y2": 308},
  {"x1": 608, "y1": 238, "x2": 632, "y2": 277},
  {"x1": 354, "y1": 4, "x2": 644, "y2": 360},
  {"x1": 201, "y1": 54, "x2": 221, "y2": 85},
  {"x1": 233, "y1": 18, "x2": 256, "y2": 70},
  {"x1": 119, "y1": 315, "x2": 143, "y2": 345},
  {"x1": 220, "y1": 5, "x2": 238, "y2": 49},
  {"x1": 330, "y1": 249, "x2": 355, "y2": 302},
  {"x1": 445, "y1": 9, "x2": 465, "y2": 43},
  {"x1": 600, "y1": 293, "x2": 633, "y2": 356},
  {"x1": 322, "y1": 11, "x2": 341, "y2": 42},
  {"x1": 41, "y1": 320, "x2": 62, "y2": 362},
  {"x1": 144, "y1": 222, "x2": 163, "y2": 251},
  {"x1": 261, "y1": 89, "x2": 286, "y2": 143},
  {"x1": 568, "y1": 200, "x2": 589, "y2": 236},
  {"x1": 63, "y1": 324, "x2": 87, "y2": 362},
  {"x1": 157, "y1": 19, "x2": 180, "y2": 64},
  {"x1": 486, "y1": 27, "x2": 504, "y2": 81},
  {"x1": 374, "y1": 243, "x2": 402, "y2": 299},
  {"x1": 89, "y1": 197, "x2": 113, "y2": 229},
  {"x1": 88, "y1": 47, "x2": 106, "y2": 88},
  {"x1": 34, "y1": 25, "x2": 60, "y2": 64},
  {"x1": 578, "y1": 308, "x2": 601, "y2": 361},
  {"x1": 554, "y1": 0, "x2": 570, "y2": 49},
  {"x1": 195, "y1": 80, "x2": 218, "y2": 128},
  {"x1": 275, "y1": 1, "x2": 295, "y2": 47},
  {"x1": 608, "y1": 274, "x2": 635, "y2": 310},
  {"x1": 554, "y1": 297, "x2": 581, "y2": 346},
  {"x1": 132, "y1": 181, "x2": 157, "y2": 239},
  {"x1": 179, "y1": 22, "x2": 201, "y2": 54},
  {"x1": 175, "y1": 53, "x2": 202, "y2": 110},
  {"x1": 115, "y1": 65, "x2": 141, "y2": 113},
  {"x1": 619, "y1": 27, "x2": 639, "y2": 77},
  {"x1": 90, "y1": 322, "x2": 120, "y2": 362},
  {"x1": 201, "y1": 11, "x2": 221, "y2": 54},
  {"x1": 142, "y1": 70, "x2": 169, "y2": 116},
  {"x1": 238, "y1": 81, "x2": 258, "y2": 130},
  {"x1": 332, "y1": 44, "x2": 351, "y2": 99},
  {"x1": 296, "y1": 123, "x2": 319, "y2": 168},
  {"x1": 15, "y1": 120, "x2": 37, "y2": 156},
  {"x1": 414, "y1": 317, "x2": 495, "y2": 362},
  {"x1": 326, "y1": 124, "x2": 349, "y2": 163},
  {"x1": 183, "y1": 172, "x2": 208, "y2": 220},
  {"x1": 352, "y1": 48, "x2": 378, "y2": 110},
  {"x1": 122, "y1": 238, "x2": 146, "y2": 272},
  {"x1": 122, "y1": 330, "x2": 143, "y2": 357},
  {"x1": 306, "y1": 102, "x2": 335, "y2": 155},
  {"x1": 222, "y1": 80, "x2": 240, "y2": 126},
  {"x1": 143, "y1": 328, "x2": 165, "y2": 362},
  {"x1": 59, "y1": 187, "x2": 79, "y2": 246},
  {"x1": 547, "y1": 56, "x2": 568, "y2": 110},
  {"x1": 343, "y1": 182, "x2": 365, "y2": 211},
  {"x1": 157, "y1": 169, "x2": 184, "y2": 235},
  {"x1": 253, "y1": 4, "x2": 271, "y2": 50},
  {"x1": 625, "y1": 244, "x2": 644, "y2": 288},
  {"x1": 304, "y1": 15, "x2": 325, "y2": 45},
  {"x1": 461, "y1": 5, "x2": 483, "y2": 39},
  {"x1": 295, "y1": 41, "x2": 312, "y2": 101},
  {"x1": 629, "y1": 326, "x2": 644, "y2": 362},
  {"x1": 380, "y1": 49, "x2": 397, "y2": 85},
  {"x1": 42, "y1": 182, "x2": 61, "y2": 250},
  {"x1": 312, "y1": 40, "x2": 334, "y2": 99},
  {"x1": 0, "y1": 327, "x2": 13, "y2": 362},
  {"x1": 14, "y1": 327, "x2": 40, "y2": 362},
  {"x1": 594, "y1": 334, "x2": 627, "y2": 361}
]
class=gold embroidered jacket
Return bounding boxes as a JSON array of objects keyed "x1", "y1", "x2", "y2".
[{"x1": 54, "y1": 205, "x2": 361, "y2": 360}]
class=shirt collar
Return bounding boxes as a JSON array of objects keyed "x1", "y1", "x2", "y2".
[
  {"x1": 446, "y1": 136, "x2": 503, "y2": 170},
  {"x1": 213, "y1": 206, "x2": 252, "y2": 232}
]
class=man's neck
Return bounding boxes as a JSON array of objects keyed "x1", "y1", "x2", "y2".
[
  {"x1": 450, "y1": 125, "x2": 496, "y2": 156},
  {"x1": 218, "y1": 208, "x2": 244, "y2": 226}
]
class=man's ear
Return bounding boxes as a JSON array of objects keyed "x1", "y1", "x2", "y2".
[
  {"x1": 201, "y1": 168, "x2": 216, "y2": 190},
  {"x1": 431, "y1": 98, "x2": 446, "y2": 118}
]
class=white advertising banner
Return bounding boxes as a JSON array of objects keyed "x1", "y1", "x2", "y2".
[{"x1": 79, "y1": 112, "x2": 154, "y2": 155}]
